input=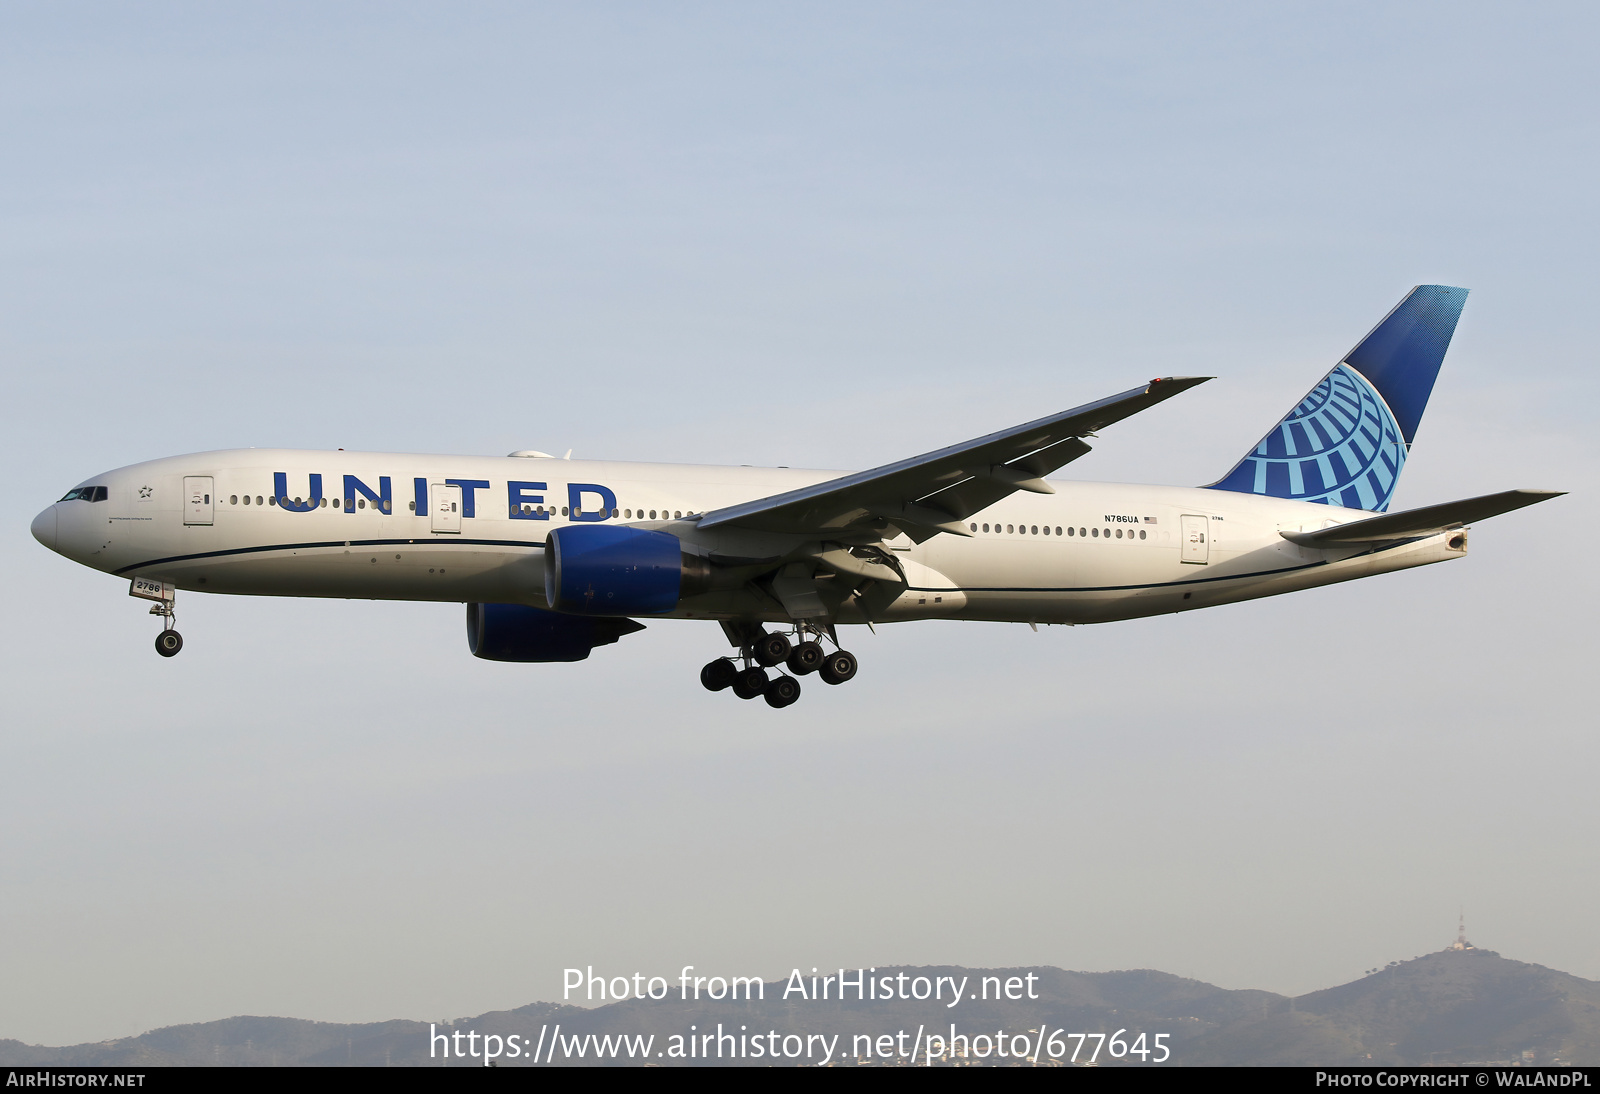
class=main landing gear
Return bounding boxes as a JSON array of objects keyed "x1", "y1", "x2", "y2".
[{"x1": 699, "y1": 626, "x2": 858, "y2": 708}]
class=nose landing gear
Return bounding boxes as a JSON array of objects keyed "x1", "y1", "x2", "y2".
[
  {"x1": 151, "y1": 600, "x2": 183, "y2": 658},
  {"x1": 131, "y1": 578, "x2": 183, "y2": 657},
  {"x1": 154, "y1": 628, "x2": 183, "y2": 657},
  {"x1": 699, "y1": 623, "x2": 856, "y2": 708}
]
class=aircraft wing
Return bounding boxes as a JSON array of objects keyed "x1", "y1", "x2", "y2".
[
  {"x1": 1280, "y1": 489, "x2": 1564, "y2": 547},
  {"x1": 697, "y1": 376, "x2": 1211, "y2": 542}
]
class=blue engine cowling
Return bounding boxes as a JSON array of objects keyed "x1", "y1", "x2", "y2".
[
  {"x1": 466, "y1": 602, "x2": 645, "y2": 662},
  {"x1": 544, "y1": 525, "x2": 711, "y2": 616}
]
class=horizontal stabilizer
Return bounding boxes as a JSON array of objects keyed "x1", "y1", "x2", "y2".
[{"x1": 1280, "y1": 489, "x2": 1564, "y2": 547}]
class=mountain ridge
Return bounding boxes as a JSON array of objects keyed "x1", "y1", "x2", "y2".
[{"x1": 5, "y1": 949, "x2": 1596, "y2": 1066}]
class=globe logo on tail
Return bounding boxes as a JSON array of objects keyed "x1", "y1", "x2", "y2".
[{"x1": 1222, "y1": 363, "x2": 1407, "y2": 512}]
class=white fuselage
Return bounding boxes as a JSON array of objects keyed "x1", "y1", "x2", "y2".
[{"x1": 34, "y1": 448, "x2": 1466, "y2": 627}]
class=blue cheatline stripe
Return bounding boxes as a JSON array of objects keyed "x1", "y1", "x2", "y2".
[
  {"x1": 116, "y1": 536, "x2": 1419, "y2": 594},
  {"x1": 113, "y1": 538, "x2": 543, "y2": 576}
]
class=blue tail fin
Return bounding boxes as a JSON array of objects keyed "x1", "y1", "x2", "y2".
[{"x1": 1206, "y1": 285, "x2": 1467, "y2": 512}]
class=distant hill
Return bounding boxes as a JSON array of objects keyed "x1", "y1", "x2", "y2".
[
  {"x1": 3, "y1": 949, "x2": 1595, "y2": 1066},
  {"x1": 1235, "y1": 949, "x2": 1599, "y2": 1066}
]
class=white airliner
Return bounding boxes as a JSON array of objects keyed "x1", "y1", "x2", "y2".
[{"x1": 32, "y1": 286, "x2": 1560, "y2": 707}]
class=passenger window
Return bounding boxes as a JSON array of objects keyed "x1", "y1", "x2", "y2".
[
  {"x1": 1031, "y1": 525, "x2": 1038, "y2": 535},
  {"x1": 257, "y1": 496, "x2": 264, "y2": 506},
  {"x1": 1067, "y1": 526, "x2": 1074, "y2": 536},
  {"x1": 230, "y1": 495, "x2": 238, "y2": 505},
  {"x1": 1092, "y1": 527, "x2": 1098, "y2": 537},
  {"x1": 1140, "y1": 529, "x2": 1147, "y2": 539},
  {"x1": 269, "y1": 497, "x2": 277, "y2": 506}
]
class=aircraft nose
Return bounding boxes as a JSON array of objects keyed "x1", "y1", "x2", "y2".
[{"x1": 31, "y1": 506, "x2": 57, "y2": 551}]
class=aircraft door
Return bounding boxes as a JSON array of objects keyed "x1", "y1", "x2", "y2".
[
  {"x1": 431, "y1": 483, "x2": 462, "y2": 533},
  {"x1": 1180, "y1": 514, "x2": 1209, "y2": 564},
  {"x1": 183, "y1": 477, "x2": 214, "y2": 525}
]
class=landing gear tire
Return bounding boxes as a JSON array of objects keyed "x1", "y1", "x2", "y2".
[
  {"x1": 819, "y1": 650, "x2": 857, "y2": 685},
  {"x1": 764, "y1": 675, "x2": 801, "y2": 709},
  {"x1": 786, "y1": 641, "x2": 824, "y2": 676},
  {"x1": 154, "y1": 630, "x2": 183, "y2": 658},
  {"x1": 753, "y1": 632, "x2": 792, "y2": 667},
  {"x1": 700, "y1": 658, "x2": 738, "y2": 692},
  {"x1": 731, "y1": 667, "x2": 769, "y2": 700}
]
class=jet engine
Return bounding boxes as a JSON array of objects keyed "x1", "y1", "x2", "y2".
[
  {"x1": 466, "y1": 602, "x2": 645, "y2": 662},
  {"x1": 544, "y1": 525, "x2": 711, "y2": 616}
]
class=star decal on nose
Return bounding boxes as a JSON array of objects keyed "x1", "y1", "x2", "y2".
[{"x1": 138, "y1": 485, "x2": 153, "y2": 498}]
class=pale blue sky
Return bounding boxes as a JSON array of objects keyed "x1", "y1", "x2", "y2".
[{"x1": 2, "y1": 2, "x2": 1595, "y2": 1045}]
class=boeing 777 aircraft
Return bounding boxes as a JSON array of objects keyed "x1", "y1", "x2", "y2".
[{"x1": 32, "y1": 286, "x2": 1560, "y2": 708}]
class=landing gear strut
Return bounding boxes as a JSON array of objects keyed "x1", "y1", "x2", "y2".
[
  {"x1": 151, "y1": 598, "x2": 182, "y2": 658},
  {"x1": 700, "y1": 623, "x2": 856, "y2": 707},
  {"x1": 132, "y1": 578, "x2": 183, "y2": 658}
]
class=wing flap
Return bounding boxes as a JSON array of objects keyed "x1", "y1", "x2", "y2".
[{"x1": 1281, "y1": 489, "x2": 1564, "y2": 547}]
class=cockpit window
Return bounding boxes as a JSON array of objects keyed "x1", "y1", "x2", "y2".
[{"x1": 59, "y1": 486, "x2": 108, "y2": 502}]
